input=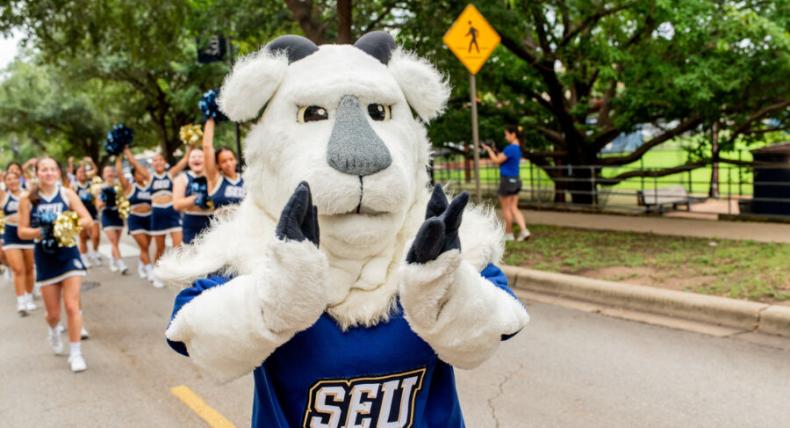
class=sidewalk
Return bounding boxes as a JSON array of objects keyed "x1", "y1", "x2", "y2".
[{"x1": 520, "y1": 209, "x2": 790, "y2": 243}]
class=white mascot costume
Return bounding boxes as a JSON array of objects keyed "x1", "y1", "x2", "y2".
[{"x1": 158, "y1": 32, "x2": 529, "y2": 428}]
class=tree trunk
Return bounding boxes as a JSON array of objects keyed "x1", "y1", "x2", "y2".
[{"x1": 337, "y1": 0, "x2": 353, "y2": 43}]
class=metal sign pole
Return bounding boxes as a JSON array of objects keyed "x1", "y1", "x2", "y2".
[{"x1": 470, "y1": 73, "x2": 481, "y2": 201}]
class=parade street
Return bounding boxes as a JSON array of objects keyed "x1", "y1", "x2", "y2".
[{"x1": 0, "y1": 253, "x2": 788, "y2": 428}]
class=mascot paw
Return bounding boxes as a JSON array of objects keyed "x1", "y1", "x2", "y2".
[
  {"x1": 275, "y1": 181, "x2": 320, "y2": 246},
  {"x1": 406, "y1": 185, "x2": 468, "y2": 264}
]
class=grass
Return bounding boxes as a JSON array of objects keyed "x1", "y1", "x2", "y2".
[
  {"x1": 503, "y1": 224, "x2": 790, "y2": 302},
  {"x1": 433, "y1": 145, "x2": 756, "y2": 197}
]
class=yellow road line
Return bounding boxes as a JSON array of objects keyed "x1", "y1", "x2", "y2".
[{"x1": 170, "y1": 385, "x2": 236, "y2": 428}]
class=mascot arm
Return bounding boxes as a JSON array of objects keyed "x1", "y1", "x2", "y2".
[
  {"x1": 399, "y1": 186, "x2": 528, "y2": 369},
  {"x1": 165, "y1": 240, "x2": 328, "y2": 382},
  {"x1": 399, "y1": 251, "x2": 528, "y2": 369}
]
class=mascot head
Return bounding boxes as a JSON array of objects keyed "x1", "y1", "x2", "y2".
[{"x1": 218, "y1": 32, "x2": 450, "y2": 255}]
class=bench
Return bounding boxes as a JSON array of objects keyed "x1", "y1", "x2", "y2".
[{"x1": 637, "y1": 185, "x2": 697, "y2": 213}]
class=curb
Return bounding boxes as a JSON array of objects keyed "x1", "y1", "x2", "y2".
[{"x1": 503, "y1": 265, "x2": 790, "y2": 338}]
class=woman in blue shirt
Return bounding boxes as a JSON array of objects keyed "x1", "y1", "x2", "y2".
[{"x1": 482, "y1": 125, "x2": 531, "y2": 241}]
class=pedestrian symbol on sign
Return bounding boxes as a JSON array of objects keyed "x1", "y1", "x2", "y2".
[{"x1": 466, "y1": 21, "x2": 479, "y2": 53}]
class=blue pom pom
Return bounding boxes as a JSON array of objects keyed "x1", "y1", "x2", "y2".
[
  {"x1": 104, "y1": 123, "x2": 133, "y2": 155},
  {"x1": 199, "y1": 89, "x2": 227, "y2": 122}
]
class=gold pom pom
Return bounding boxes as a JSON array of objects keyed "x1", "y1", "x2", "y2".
[
  {"x1": 179, "y1": 124, "x2": 204, "y2": 147},
  {"x1": 53, "y1": 211, "x2": 82, "y2": 248},
  {"x1": 0, "y1": 212, "x2": 6, "y2": 235},
  {"x1": 115, "y1": 184, "x2": 131, "y2": 220},
  {"x1": 90, "y1": 176, "x2": 104, "y2": 200}
]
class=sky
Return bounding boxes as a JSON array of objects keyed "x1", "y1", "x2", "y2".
[{"x1": 0, "y1": 30, "x2": 22, "y2": 71}]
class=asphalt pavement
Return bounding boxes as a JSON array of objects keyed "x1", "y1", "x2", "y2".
[{"x1": 1, "y1": 254, "x2": 789, "y2": 428}]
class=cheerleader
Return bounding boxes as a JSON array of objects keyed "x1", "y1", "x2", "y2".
[
  {"x1": 202, "y1": 118, "x2": 244, "y2": 209},
  {"x1": 1, "y1": 170, "x2": 36, "y2": 316},
  {"x1": 149, "y1": 148, "x2": 191, "y2": 261},
  {"x1": 17, "y1": 158, "x2": 93, "y2": 372},
  {"x1": 73, "y1": 159, "x2": 102, "y2": 267},
  {"x1": 7, "y1": 162, "x2": 27, "y2": 190},
  {"x1": 172, "y1": 147, "x2": 213, "y2": 245},
  {"x1": 119, "y1": 147, "x2": 157, "y2": 284},
  {"x1": 97, "y1": 164, "x2": 128, "y2": 274}
]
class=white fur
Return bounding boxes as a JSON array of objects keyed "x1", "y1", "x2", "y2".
[
  {"x1": 218, "y1": 50, "x2": 289, "y2": 122},
  {"x1": 165, "y1": 239, "x2": 328, "y2": 381},
  {"x1": 157, "y1": 38, "x2": 522, "y2": 379},
  {"x1": 398, "y1": 251, "x2": 529, "y2": 369},
  {"x1": 388, "y1": 49, "x2": 451, "y2": 122}
]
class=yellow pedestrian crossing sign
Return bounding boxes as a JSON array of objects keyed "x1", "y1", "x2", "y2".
[{"x1": 443, "y1": 4, "x2": 500, "y2": 75}]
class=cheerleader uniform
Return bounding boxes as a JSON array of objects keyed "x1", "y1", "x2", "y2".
[
  {"x1": 100, "y1": 186, "x2": 124, "y2": 231},
  {"x1": 149, "y1": 172, "x2": 182, "y2": 236},
  {"x1": 2, "y1": 193, "x2": 35, "y2": 250},
  {"x1": 75, "y1": 182, "x2": 99, "y2": 220},
  {"x1": 126, "y1": 183, "x2": 152, "y2": 235},
  {"x1": 32, "y1": 188, "x2": 86, "y2": 286},
  {"x1": 210, "y1": 175, "x2": 245, "y2": 208},
  {"x1": 182, "y1": 171, "x2": 213, "y2": 245}
]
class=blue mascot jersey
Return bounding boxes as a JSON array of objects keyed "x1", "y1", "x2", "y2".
[{"x1": 168, "y1": 263, "x2": 519, "y2": 428}]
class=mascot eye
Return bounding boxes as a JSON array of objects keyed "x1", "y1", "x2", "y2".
[
  {"x1": 297, "y1": 106, "x2": 329, "y2": 123},
  {"x1": 367, "y1": 104, "x2": 391, "y2": 121}
]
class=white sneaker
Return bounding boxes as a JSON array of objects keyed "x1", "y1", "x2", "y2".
[
  {"x1": 81, "y1": 254, "x2": 93, "y2": 269},
  {"x1": 518, "y1": 230, "x2": 531, "y2": 241},
  {"x1": 144, "y1": 264, "x2": 154, "y2": 282},
  {"x1": 49, "y1": 330, "x2": 64, "y2": 355},
  {"x1": 81, "y1": 327, "x2": 90, "y2": 340},
  {"x1": 109, "y1": 258, "x2": 118, "y2": 272},
  {"x1": 90, "y1": 252, "x2": 102, "y2": 266},
  {"x1": 504, "y1": 233, "x2": 515, "y2": 241},
  {"x1": 17, "y1": 299, "x2": 28, "y2": 317},
  {"x1": 137, "y1": 263, "x2": 146, "y2": 279},
  {"x1": 117, "y1": 259, "x2": 129, "y2": 275},
  {"x1": 152, "y1": 277, "x2": 165, "y2": 289},
  {"x1": 69, "y1": 354, "x2": 87, "y2": 373},
  {"x1": 55, "y1": 323, "x2": 65, "y2": 335},
  {"x1": 25, "y1": 294, "x2": 37, "y2": 312}
]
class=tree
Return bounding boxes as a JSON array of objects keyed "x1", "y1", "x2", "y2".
[
  {"x1": 398, "y1": 0, "x2": 789, "y2": 203},
  {"x1": 0, "y1": 58, "x2": 124, "y2": 164}
]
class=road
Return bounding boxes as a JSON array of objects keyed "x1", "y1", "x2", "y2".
[{"x1": 1, "y1": 256, "x2": 789, "y2": 428}]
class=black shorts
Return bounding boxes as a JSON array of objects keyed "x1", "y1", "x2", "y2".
[{"x1": 498, "y1": 176, "x2": 522, "y2": 196}]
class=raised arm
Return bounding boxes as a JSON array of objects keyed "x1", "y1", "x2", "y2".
[
  {"x1": 201, "y1": 119, "x2": 220, "y2": 190},
  {"x1": 115, "y1": 156, "x2": 131, "y2": 193},
  {"x1": 83, "y1": 157, "x2": 98, "y2": 179},
  {"x1": 123, "y1": 146, "x2": 151, "y2": 183},
  {"x1": 168, "y1": 146, "x2": 193, "y2": 178},
  {"x1": 172, "y1": 173, "x2": 197, "y2": 212}
]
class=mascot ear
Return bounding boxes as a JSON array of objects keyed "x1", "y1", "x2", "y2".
[
  {"x1": 388, "y1": 48, "x2": 451, "y2": 123},
  {"x1": 219, "y1": 35, "x2": 319, "y2": 121}
]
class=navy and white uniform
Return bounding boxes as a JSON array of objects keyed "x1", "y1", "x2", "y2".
[
  {"x1": 210, "y1": 175, "x2": 245, "y2": 208},
  {"x1": 149, "y1": 172, "x2": 182, "y2": 235},
  {"x1": 2, "y1": 193, "x2": 35, "y2": 250},
  {"x1": 168, "y1": 264, "x2": 518, "y2": 427},
  {"x1": 100, "y1": 185, "x2": 124, "y2": 230},
  {"x1": 74, "y1": 181, "x2": 99, "y2": 220},
  {"x1": 182, "y1": 172, "x2": 213, "y2": 245},
  {"x1": 32, "y1": 188, "x2": 85, "y2": 286},
  {"x1": 127, "y1": 183, "x2": 152, "y2": 235}
]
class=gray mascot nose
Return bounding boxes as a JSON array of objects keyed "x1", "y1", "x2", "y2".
[{"x1": 326, "y1": 95, "x2": 392, "y2": 177}]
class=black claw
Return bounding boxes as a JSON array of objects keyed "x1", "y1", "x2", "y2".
[
  {"x1": 276, "y1": 181, "x2": 320, "y2": 246},
  {"x1": 407, "y1": 191, "x2": 469, "y2": 264},
  {"x1": 425, "y1": 185, "x2": 449, "y2": 219}
]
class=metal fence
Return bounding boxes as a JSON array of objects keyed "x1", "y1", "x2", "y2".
[{"x1": 432, "y1": 155, "x2": 790, "y2": 220}]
